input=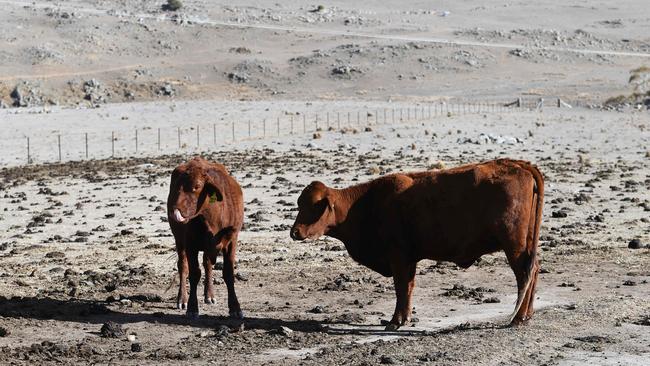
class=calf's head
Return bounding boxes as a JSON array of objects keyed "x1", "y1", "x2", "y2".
[
  {"x1": 291, "y1": 181, "x2": 336, "y2": 241},
  {"x1": 168, "y1": 159, "x2": 224, "y2": 224}
]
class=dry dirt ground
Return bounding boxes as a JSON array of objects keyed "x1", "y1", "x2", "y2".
[
  {"x1": 0, "y1": 108, "x2": 649, "y2": 365},
  {"x1": 1, "y1": 0, "x2": 650, "y2": 365}
]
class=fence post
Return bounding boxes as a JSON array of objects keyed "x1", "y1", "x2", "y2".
[
  {"x1": 357, "y1": 111, "x2": 360, "y2": 126},
  {"x1": 291, "y1": 115, "x2": 294, "y2": 134},
  {"x1": 248, "y1": 120, "x2": 251, "y2": 137},
  {"x1": 315, "y1": 114, "x2": 319, "y2": 131},
  {"x1": 277, "y1": 117, "x2": 280, "y2": 136},
  {"x1": 196, "y1": 125, "x2": 199, "y2": 147},
  {"x1": 263, "y1": 119, "x2": 266, "y2": 137},
  {"x1": 337, "y1": 112, "x2": 340, "y2": 129},
  {"x1": 232, "y1": 121, "x2": 235, "y2": 141},
  {"x1": 58, "y1": 135, "x2": 61, "y2": 162},
  {"x1": 111, "y1": 131, "x2": 115, "y2": 157},
  {"x1": 135, "y1": 129, "x2": 138, "y2": 153},
  {"x1": 27, "y1": 137, "x2": 30, "y2": 164},
  {"x1": 213, "y1": 124, "x2": 216, "y2": 145},
  {"x1": 158, "y1": 128, "x2": 161, "y2": 150},
  {"x1": 303, "y1": 114, "x2": 306, "y2": 133},
  {"x1": 85, "y1": 133, "x2": 88, "y2": 159},
  {"x1": 347, "y1": 112, "x2": 350, "y2": 126},
  {"x1": 178, "y1": 127, "x2": 181, "y2": 149},
  {"x1": 326, "y1": 112, "x2": 330, "y2": 129}
]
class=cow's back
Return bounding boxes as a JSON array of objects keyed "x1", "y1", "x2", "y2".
[{"x1": 381, "y1": 160, "x2": 537, "y2": 265}]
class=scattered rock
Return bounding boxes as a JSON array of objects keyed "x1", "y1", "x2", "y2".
[
  {"x1": 628, "y1": 239, "x2": 642, "y2": 249},
  {"x1": 100, "y1": 322, "x2": 125, "y2": 338}
]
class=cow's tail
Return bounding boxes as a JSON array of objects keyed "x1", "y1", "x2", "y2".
[{"x1": 509, "y1": 162, "x2": 544, "y2": 323}]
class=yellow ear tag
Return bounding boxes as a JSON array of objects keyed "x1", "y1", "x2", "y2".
[{"x1": 209, "y1": 192, "x2": 217, "y2": 204}]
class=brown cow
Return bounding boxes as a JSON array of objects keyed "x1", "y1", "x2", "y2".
[
  {"x1": 290, "y1": 159, "x2": 543, "y2": 330},
  {"x1": 167, "y1": 157, "x2": 244, "y2": 319}
]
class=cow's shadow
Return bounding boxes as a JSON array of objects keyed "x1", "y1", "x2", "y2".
[{"x1": 0, "y1": 296, "x2": 501, "y2": 336}]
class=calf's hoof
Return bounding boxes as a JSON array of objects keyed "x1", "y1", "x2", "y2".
[
  {"x1": 204, "y1": 297, "x2": 216, "y2": 305},
  {"x1": 186, "y1": 310, "x2": 199, "y2": 320},
  {"x1": 177, "y1": 302, "x2": 187, "y2": 310},
  {"x1": 384, "y1": 323, "x2": 401, "y2": 331},
  {"x1": 229, "y1": 310, "x2": 245, "y2": 320}
]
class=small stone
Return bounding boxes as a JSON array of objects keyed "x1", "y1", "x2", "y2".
[
  {"x1": 380, "y1": 355, "x2": 396, "y2": 364},
  {"x1": 552, "y1": 211, "x2": 568, "y2": 218},
  {"x1": 628, "y1": 239, "x2": 642, "y2": 249},
  {"x1": 127, "y1": 334, "x2": 136, "y2": 342},
  {"x1": 364, "y1": 127, "x2": 372, "y2": 132},
  {"x1": 277, "y1": 326, "x2": 293, "y2": 337},
  {"x1": 483, "y1": 297, "x2": 501, "y2": 303},
  {"x1": 308, "y1": 305, "x2": 325, "y2": 314},
  {"x1": 100, "y1": 321, "x2": 124, "y2": 338},
  {"x1": 0, "y1": 326, "x2": 9, "y2": 337},
  {"x1": 313, "y1": 133, "x2": 322, "y2": 139},
  {"x1": 215, "y1": 325, "x2": 230, "y2": 338},
  {"x1": 131, "y1": 343, "x2": 142, "y2": 352}
]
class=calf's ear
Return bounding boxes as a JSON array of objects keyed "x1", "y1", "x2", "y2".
[{"x1": 205, "y1": 168, "x2": 225, "y2": 202}]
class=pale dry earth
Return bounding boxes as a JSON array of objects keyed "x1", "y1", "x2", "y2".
[{"x1": 0, "y1": 107, "x2": 649, "y2": 365}]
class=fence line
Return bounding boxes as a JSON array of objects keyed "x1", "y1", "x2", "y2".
[{"x1": 8, "y1": 97, "x2": 576, "y2": 166}]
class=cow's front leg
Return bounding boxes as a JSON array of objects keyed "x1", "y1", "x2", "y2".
[
  {"x1": 203, "y1": 250, "x2": 217, "y2": 304},
  {"x1": 386, "y1": 260, "x2": 417, "y2": 331},
  {"x1": 223, "y1": 232, "x2": 243, "y2": 319},
  {"x1": 186, "y1": 249, "x2": 201, "y2": 319}
]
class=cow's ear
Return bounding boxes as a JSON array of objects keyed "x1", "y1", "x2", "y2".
[{"x1": 205, "y1": 168, "x2": 224, "y2": 202}]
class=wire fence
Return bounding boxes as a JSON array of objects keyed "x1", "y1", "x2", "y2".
[{"x1": 8, "y1": 97, "x2": 577, "y2": 166}]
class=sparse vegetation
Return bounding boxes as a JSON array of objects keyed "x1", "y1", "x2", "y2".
[{"x1": 605, "y1": 66, "x2": 650, "y2": 106}]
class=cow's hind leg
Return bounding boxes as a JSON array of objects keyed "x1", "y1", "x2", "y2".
[
  {"x1": 386, "y1": 259, "x2": 417, "y2": 331},
  {"x1": 203, "y1": 251, "x2": 217, "y2": 304},
  {"x1": 506, "y1": 249, "x2": 537, "y2": 325},
  {"x1": 223, "y1": 232, "x2": 243, "y2": 319},
  {"x1": 176, "y1": 249, "x2": 189, "y2": 310}
]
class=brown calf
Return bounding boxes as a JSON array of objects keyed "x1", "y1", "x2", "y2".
[
  {"x1": 291, "y1": 159, "x2": 543, "y2": 329},
  {"x1": 167, "y1": 157, "x2": 244, "y2": 319}
]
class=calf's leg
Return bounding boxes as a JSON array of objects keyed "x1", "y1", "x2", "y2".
[
  {"x1": 222, "y1": 232, "x2": 243, "y2": 319},
  {"x1": 386, "y1": 260, "x2": 417, "y2": 331},
  {"x1": 186, "y1": 249, "x2": 201, "y2": 319},
  {"x1": 176, "y1": 249, "x2": 189, "y2": 310},
  {"x1": 203, "y1": 251, "x2": 217, "y2": 304}
]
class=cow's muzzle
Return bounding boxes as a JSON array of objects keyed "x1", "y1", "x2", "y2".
[{"x1": 290, "y1": 226, "x2": 304, "y2": 241}]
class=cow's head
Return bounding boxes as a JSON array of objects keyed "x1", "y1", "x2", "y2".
[
  {"x1": 290, "y1": 181, "x2": 336, "y2": 241},
  {"x1": 168, "y1": 158, "x2": 224, "y2": 224}
]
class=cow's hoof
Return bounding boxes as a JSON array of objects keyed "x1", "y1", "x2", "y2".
[
  {"x1": 177, "y1": 302, "x2": 187, "y2": 310},
  {"x1": 186, "y1": 310, "x2": 199, "y2": 319},
  {"x1": 509, "y1": 318, "x2": 529, "y2": 327},
  {"x1": 204, "y1": 297, "x2": 216, "y2": 305},
  {"x1": 384, "y1": 323, "x2": 400, "y2": 331},
  {"x1": 229, "y1": 310, "x2": 244, "y2": 320}
]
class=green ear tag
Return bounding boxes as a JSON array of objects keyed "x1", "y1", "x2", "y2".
[{"x1": 209, "y1": 192, "x2": 217, "y2": 204}]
